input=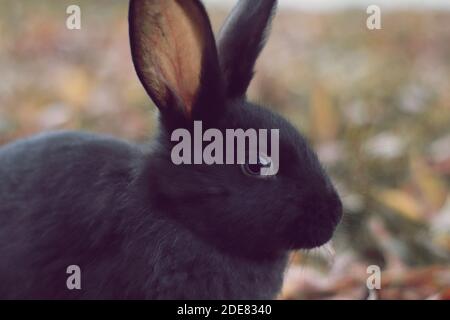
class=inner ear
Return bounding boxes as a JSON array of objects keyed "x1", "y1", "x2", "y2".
[{"x1": 129, "y1": 0, "x2": 219, "y2": 117}]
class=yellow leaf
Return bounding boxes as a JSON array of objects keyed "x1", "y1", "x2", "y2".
[
  {"x1": 59, "y1": 68, "x2": 92, "y2": 108},
  {"x1": 309, "y1": 85, "x2": 339, "y2": 143},
  {"x1": 411, "y1": 158, "x2": 448, "y2": 213},
  {"x1": 375, "y1": 189, "x2": 424, "y2": 222}
]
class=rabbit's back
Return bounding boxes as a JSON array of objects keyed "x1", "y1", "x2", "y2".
[
  {"x1": 0, "y1": 131, "x2": 143, "y2": 214},
  {"x1": 0, "y1": 131, "x2": 145, "y2": 298}
]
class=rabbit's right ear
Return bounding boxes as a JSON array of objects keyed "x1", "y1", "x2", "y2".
[
  {"x1": 129, "y1": 0, "x2": 223, "y2": 120},
  {"x1": 217, "y1": 0, "x2": 277, "y2": 99}
]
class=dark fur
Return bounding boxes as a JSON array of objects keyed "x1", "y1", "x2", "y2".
[{"x1": 0, "y1": 0, "x2": 342, "y2": 299}]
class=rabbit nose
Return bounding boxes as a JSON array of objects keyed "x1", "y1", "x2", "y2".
[
  {"x1": 327, "y1": 191, "x2": 343, "y2": 226},
  {"x1": 320, "y1": 180, "x2": 343, "y2": 225}
]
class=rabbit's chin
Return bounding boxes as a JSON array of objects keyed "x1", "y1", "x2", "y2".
[{"x1": 286, "y1": 223, "x2": 337, "y2": 250}]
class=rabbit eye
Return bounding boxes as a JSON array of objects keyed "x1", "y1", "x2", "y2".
[{"x1": 241, "y1": 154, "x2": 273, "y2": 178}]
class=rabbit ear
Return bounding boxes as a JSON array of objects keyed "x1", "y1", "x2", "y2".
[
  {"x1": 129, "y1": 0, "x2": 223, "y2": 119},
  {"x1": 217, "y1": 0, "x2": 277, "y2": 99}
]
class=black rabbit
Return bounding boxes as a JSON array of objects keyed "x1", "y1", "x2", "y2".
[{"x1": 0, "y1": 0, "x2": 342, "y2": 299}]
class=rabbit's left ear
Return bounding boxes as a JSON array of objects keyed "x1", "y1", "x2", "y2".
[
  {"x1": 217, "y1": 0, "x2": 277, "y2": 99},
  {"x1": 129, "y1": 0, "x2": 223, "y2": 119}
]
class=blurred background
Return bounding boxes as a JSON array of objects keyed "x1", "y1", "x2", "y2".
[{"x1": 0, "y1": 0, "x2": 449, "y2": 299}]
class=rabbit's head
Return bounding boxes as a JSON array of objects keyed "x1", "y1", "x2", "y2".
[{"x1": 129, "y1": 0, "x2": 342, "y2": 258}]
